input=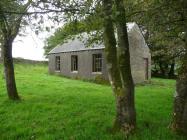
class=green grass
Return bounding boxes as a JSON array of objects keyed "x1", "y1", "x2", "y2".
[{"x1": 0, "y1": 63, "x2": 186, "y2": 140}]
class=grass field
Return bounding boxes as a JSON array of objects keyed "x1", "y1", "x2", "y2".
[{"x1": 0, "y1": 63, "x2": 186, "y2": 140}]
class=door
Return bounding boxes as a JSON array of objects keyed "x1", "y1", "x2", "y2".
[{"x1": 144, "y1": 58, "x2": 149, "y2": 80}]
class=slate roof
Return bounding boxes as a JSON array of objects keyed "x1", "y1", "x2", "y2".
[
  {"x1": 49, "y1": 23, "x2": 136, "y2": 54},
  {"x1": 48, "y1": 37, "x2": 105, "y2": 54}
]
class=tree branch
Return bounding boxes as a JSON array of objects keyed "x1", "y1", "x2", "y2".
[{"x1": 0, "y1": 5, "x2": 9, "y2": 36}]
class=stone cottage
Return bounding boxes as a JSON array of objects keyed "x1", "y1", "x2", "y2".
[{"x1": 48, "y1": 23, "x2": 151, "y2": 83}]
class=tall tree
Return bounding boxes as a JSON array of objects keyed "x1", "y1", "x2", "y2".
[
  {"x1": 0, "y1": 0, "x2": 32, "y2": 100},
  {"x1": 116, "y1": 0, "x2": 187, "y2": 134},
  {"x1": 44, "y1": 0, "x2": 137, "y2": 133},
  {"x1": 103, "y1": 0, "x2": 136, "y2": 133},
  {"x1": 42, "y1": 0, "x2": 136, "y2": 133},
  {"x1": 133, "y1": 0, "x2": 187, "y2": 134},
  {"x1": 171, "y1": 0, "x2": 187, "y2": 134}
]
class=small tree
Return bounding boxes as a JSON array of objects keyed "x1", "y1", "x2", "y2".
[{"x1": 0, "y1": 0, "x2": 32, "y2": 100}]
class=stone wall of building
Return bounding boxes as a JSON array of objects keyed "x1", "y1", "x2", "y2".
[
  {"x1": 48, "y1": 23, "x2": 151, "y2": 84},
  {"x1": 48, "y1": 49, "x2": 108, "y2": 80},
  {"x1": 128, "y1": 24, "x2": 151, "y2": 83},
  {"x1": 48, "y1": 46, "x2": 151, "y2": 84}
]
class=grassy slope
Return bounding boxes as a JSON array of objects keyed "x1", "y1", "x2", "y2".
[{"x1": 0, "y1": 63, "x2": 186, "y2": 140}]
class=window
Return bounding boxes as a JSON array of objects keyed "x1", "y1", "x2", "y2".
[
  {"x1": 92, "y1": 54, "x2": 102, "y2": 72},
  {"x1": 55, "y1": 56, "x2": 60, "y2": 71},
  {"x1": 71, "y1": 55, "x2": 78, "y2": 71}
]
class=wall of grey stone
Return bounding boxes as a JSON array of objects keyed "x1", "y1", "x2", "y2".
[
  {"x1": 128, "y1": 28, "x2": 151, "y2": 83},
  {"x1": 129, "y1": 24, "x2": 151, "y2": 83},
  {"x1": 48, "y1": 49, "x2": 108, "y2": 80},
  {"x1": 49, "y1": 46, "x2": 151, "y2": 84},
  {"x1": 48, "y1": 24, "x2": 151, "y2": 84}
]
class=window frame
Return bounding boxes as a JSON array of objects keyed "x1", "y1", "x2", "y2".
[
  {"x1": 55, "y1": 56, "x2": 61, "y2": 71},
  {"x1": 92, "y1": 53, "x2": 102, "y2": 73},
  {"x1": 71, "y1": 55, "x2": 78, "y2": 72},
  {"x1": 144, "y1": 58, "x2": 149, "y2": 80}
]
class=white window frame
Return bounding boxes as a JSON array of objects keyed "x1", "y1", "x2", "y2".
[{"x1": 92, "y1": 54, "x2": 102, "y2": 73}]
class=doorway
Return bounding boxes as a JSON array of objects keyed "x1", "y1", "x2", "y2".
[{"x1": 144, "y1": 58, "x2": 149, "y2": 80}]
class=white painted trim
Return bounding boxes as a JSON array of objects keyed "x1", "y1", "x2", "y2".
[
  {"x1": 92, "y1": 72, "x2": 102, "y2": 75},
  {"x1": 71, "y1": 71, "x2": 78, "y2": 73}
]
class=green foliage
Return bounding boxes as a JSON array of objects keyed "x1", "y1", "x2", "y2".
[
  {"x1": 0, "y1": 0, "x2": 33, "y2": 52},
  {"x1": 0, "y1": 63, "x2": 187, "y2": 139},
  {"x1": 44, "y1": 22, "x2": 85, "y2": 55},
  {"x1": 44, "y1": 12, "x2": 103, "y2": 55},
  {"x1": 94, "y1": 75, "x2": 109, "y2": 85},
  {"x1": 126, "y1": 0, "x2": 186, "y2": 77}
]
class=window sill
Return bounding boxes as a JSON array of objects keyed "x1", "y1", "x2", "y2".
[
  {"x1": 92, "y1": 72, "x2": 102, "y2": 75},
  {"x1": 71, "y1": 71, "x2": 78, "y2": 73}
]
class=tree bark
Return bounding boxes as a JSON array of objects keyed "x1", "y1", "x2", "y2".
[
  {"x1": 0, "y1": 0, "x2": 31, "y2": 100},
  {"x1": 171, "y1": 1, "x2": 187, "y2": 132},
  {"x1": 114, "y1": 0, "x2": 136, "y2": 132},
  {"x1": 2, "y1": 38, "x2": 19, "y2": 100},
  {"x1": 171, "y1": 53, "x2": 187, "y2": 133},
  {"x1": 102, "y1": 0, "x2": 136, "y2": 133}
]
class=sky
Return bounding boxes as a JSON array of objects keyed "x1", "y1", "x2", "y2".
[
  {"x1": 1, "y1": 2, "x2": 63, "y2": 61},
  {"x1": 12, "y1": 12, "x2": 60, "y2": 61},
  {"x1": 12, "y1": 17, "x2": 61, "y2": 61},
  {"x1": 11, "y1": 23, "x2": 136, "y2": 61},
  {"x1": 13, "y1": 27, "x2": 50, "y2": 61}
]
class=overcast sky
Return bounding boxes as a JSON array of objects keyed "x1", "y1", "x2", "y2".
[
  {"x1": 13, "y1": 33, "x2": 43, "y2": 60},
  {"x1": 12, "y1": 13, "x2": 61, "y2": 61},
  {"x1": 12, "y1": 26, "x2": 51, "y2": 61}
]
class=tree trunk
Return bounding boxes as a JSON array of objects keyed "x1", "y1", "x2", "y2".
[
  {"x1": 171, "y1": 57, "x2": 187, "y2": 133},
  {"x1": 171, "y1": 2, "x2": 187, "y2": 132},
  {"x1": 102, "y1": 0, "x2": 136, "y2": 133},
  {"x1": 168, "y1": 60, "x2": 175, "y2": 79},
  {"x1": 114, "y1": 0, "x2": 136, "y2": 131},
  {"x1": 2, "y1": 38, "x2": 19, "y2": 100},
  {"x1": 159, "y1": 62, "x2": 165, "y2": 77}
]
